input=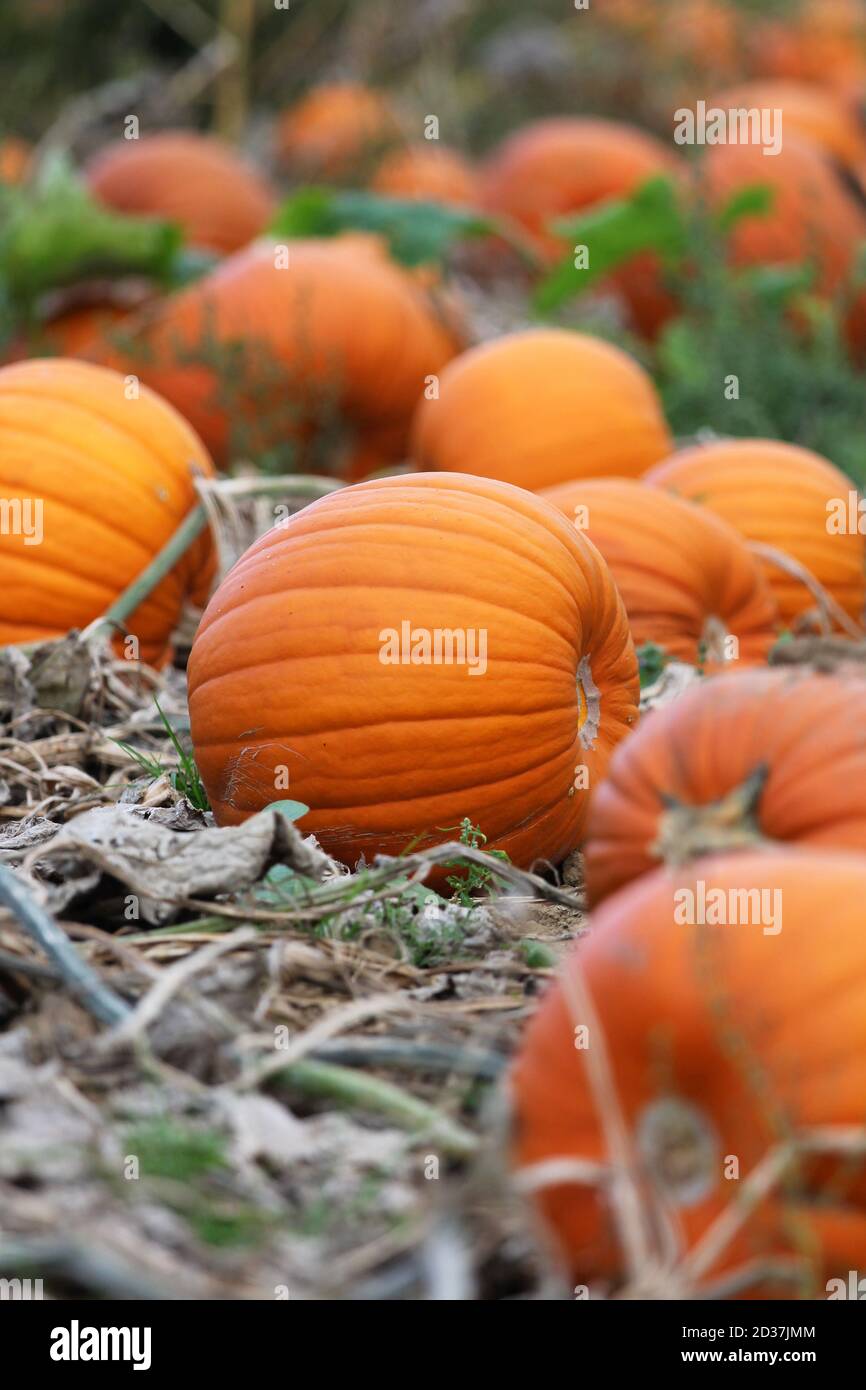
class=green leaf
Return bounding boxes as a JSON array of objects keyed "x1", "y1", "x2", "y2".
[
  {"x1": 0, "y1": 152, "x2": 184, "y2": 316},
  {"x1": 269, "y1": 187, "x2": 497, "y2": 266},
  {"x1": 714, "y1": 183, "x2": 775, "y2": 235},
  {"x1": 267, "y1": 799, "x2": 311, "y2": 823},
  {"x1": 534, "y1": 176, "x2": 687, "y2": 315}
]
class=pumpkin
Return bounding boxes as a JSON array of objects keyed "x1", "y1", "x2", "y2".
[
  {"x1": 410, "y1": 330, "x2": 673, "y2": 492},
  {"x1": 0, "y1": 137, "x2": 31, "y2": 184},
  {"x1": 702, "y1": 136, "x2": 866, "y2": 307},
  {"x1": 371, "y1": 144, "x2": 477, "y2": 206},
  {"x1": 187, "y1": 472, "x2": 640, "y2": 870},
  {"x1": 706, "y1": 81, "x2": 866, "y2": 170},
  {"x1": 0, "y1": 358, "x2": 214, "y2": 666},
  {"x1": 539, "y1": 478, "x2": 779, "y2": 669},
  {"x1": 747, "y1": 0, "x2": 866, "y2": 98},
  {"x1": 584, "y1": 667, "x2": 866, "y2": 904},
  {"x1": 276, "y1": 82, "x2": 398, "y2": 178},
  {"x1": 84, "y1": 131, "x2": 277, "y2": 255},
  {"x1": 92, "y1": 236, "x2": 463, "y2": 470},
  {"x1": 511, "y1": 849, "x2": 866, "y2": 1297},
  {"x1": 645, "y1": 439, "x2": 866, "y2": 631},
  {"x1": 480, "y1": 118, "x2": 681, "y2": 336}
]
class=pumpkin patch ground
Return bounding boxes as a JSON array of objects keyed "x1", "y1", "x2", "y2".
[{"x1": 3, "y1": 1, "x2": 866, "y2": 1316}]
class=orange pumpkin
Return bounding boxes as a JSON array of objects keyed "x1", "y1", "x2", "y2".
[
  {"x1": 0, "y1": 358, "x2": 214, "y2": 666},
  {"x1": 276, "y1": 82, "x2": 398, "y2": 178},
  {"x1": 371, "y1": 144, "x2": 477, "y2": 206},
  {"x1": 511, "y1": 849, "x2": 866, "y2": 1297},
  {"x1": 187, "y1": 472, "x2": 640, "y2": 870},
  {"x1": 747, "y1": 0, "x2": 866, "y2": 98},
  {"x1": 0, "y1": 137, "x2": 31, "y2": 184},
  {"x1": 702, "y1": 136, "x2": 866, "y2": 305},
  {"x1": 410, "y1": 330, "x2": 673, "y2": 492},
  {"x1": 93, "y1": 236, "x2": 463, "y2": 470},
  {"x1": 84, "y1": 131, "x2": 277, "y2": 255},
  {"x1": 706, "y1": 81, "x2": 866, "y2": 170},
  {"x1": 584, "y1": 667, "x2": 866, "y2": 904},
  {"x1": 645, "y1": 439, "x2": 866, "y2": 631},
  {"x1": 481, "y1": 118, "x2": 681, "y2": 336},
  {"x1": 539, "y1": 478, "x2": 779, "y2": 669}
]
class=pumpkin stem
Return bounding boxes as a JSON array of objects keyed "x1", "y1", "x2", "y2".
[
  {"x1": 576, "y1": 655, "x2": 601, "y2": 750},
  {"x1": 699, "y1": 613, "x2": 731, "y2": 665},
  {"x1": 651, "y1": 764, "x2": 769, "y2": 866}
]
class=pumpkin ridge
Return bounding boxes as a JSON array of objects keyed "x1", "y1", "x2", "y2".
[{"x1": 0, "y1": 379, "x2": 206, "y2": 491}]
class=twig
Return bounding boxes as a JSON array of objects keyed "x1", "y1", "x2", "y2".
[
  {"x1": 269, "y1": 1058, "x2": 479, "y2": 1159},
  {"x1": 104, "y1": 926, "x2": 256, "y2": 1045},
  {"x1": 308, "y1": 1037, "x2": 507, "y2": 1081},
  {"x1": 234, "y1": 991, "x2": 410, "y2": 1089},
  {"x1": 0, "y1": 864, "x2": 130, "y2": 1027}
]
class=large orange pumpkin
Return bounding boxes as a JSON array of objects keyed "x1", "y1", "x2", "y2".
[
  {"x1": 187, "y1": 472, "x2": 639, "y2": 870},
  {"x1": 84, "y1": 131, "x2": 277, "y2": 255},
  {"x1": 481, "y1": 118, "x2": 681, "y2": 337},
  {"x1": 371, "y1": 144, "x2": 477, "y2": 206},
  {"x1": 0, "y1": 359, "x2": 214, "y2": 666},
  {"x1": 584, "y1": 667, "x2": 866, "y2": 904},
  {"x1": 276, "y1": 82, "x2": 398, "y2": 178},
  {"x1": 747, "y1": 0, "x2": 866, "y2": 98},
  {"x1": 539, "y1": 478, "x2": 779, "y2": 669},
  {"x1": 646, "y1": 439, "x2": 866, "y2": 631},
  {"x1": 93, "y1": 236, "x2": 463, "y2": 470},
  {"x1": 410, "y1": 330, "x2": 673, "y2": 492},
  {"x1": 511, "y1": 849, "x2": 866, "y2": 1297},
  {"x1": 706, "y1": 81, "x2": 866, "y2": 170}
]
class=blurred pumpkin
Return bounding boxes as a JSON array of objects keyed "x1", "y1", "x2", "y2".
[
  {"x1": 707, "y1": 80, "x2": 866, "y2": 170},
  {"x1": 187, "y1": 472, "x2": 639, "y2": 869},
  {"x1": 276, "y1": 82, "x2": 398, "y2": 178},
  {"x1": 92, "y1": 236, "x2": 463, "y2": 471},
  {"x1": 703, "y1": 135, "x2": 866, "y2": 305},
  {"x1": 539, "y1": 478, "x2": 779, "y2": 669},
  {"x1": 371, "y1": 143, "x2": 477, "y2": 205},
  {"x1": 0, "y1": 358, "x2": 214, "y2": 665},
  {"x1": 511, "y1": 849, "x2": 866, "y2": 1297},
  {"x1": 0, "y1": 137, "x2": 31, "y2": 184},
  {"x1": 584, "y1": 667, "x2": 866, "y2": 904},
  {"x1": 410, "y1": 329, "x2": 673, "y2": 491},
  {"x1": 481, "y1": 117, "x2": 682, "y2": 336},
  {"x1": 646, "y1": 438, "x2": 866, "y2": 631},
  {"x1": 747, "y1": 0, "x2": 866, "y2": 98},
  {"x1": 84, "y1": 131, "x2": 277, "y2": 255}
]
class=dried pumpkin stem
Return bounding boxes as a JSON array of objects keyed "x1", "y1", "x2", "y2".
[
  {"x1": 0, "y1": 863, "x2": 131, "y2": 1027},
  {"x1": 269, "y1": 1057, "x2": 479, "y2": 1159},
  {"x1": 750, "y1": 541, "x2": 865, "y2": 640}
]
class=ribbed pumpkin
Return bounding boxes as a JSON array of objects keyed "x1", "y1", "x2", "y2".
[
  {"x1": 410, "y1": 330, "x2": 673, "y2": 491},
  {"x1": 539, "y1": 478, "x2": 779, "y2": 669},
  {"x1": 481, "y1": 118, "x2": 681, "y2": 337},
  {"x1": 84, "y1": 131, "x2": 276, "y2": 255},
  {"x1": 646, "y1": 439, "x2": 866, "y2": 630},
  {"x1": 93, "y1": 236, "x2": 463, "y2": 469},
  {"x1": 584, "y1": 667, "x2": 866, "y2": 904},
  {"x1": 371, "y1": 144, "x2": 477, "y2": 206},
  {"x1": 0, "y1": 358, "x2": 214, "y2": 665},
  {"x1": 187, "y1": 472, "x2": 640, "y2": 870},
  {"x1": 707, "y1": 81, "x2": 866, "y2": 170},
  {"x1": 276, "y1": 82, "x2": 398, "y2": 178},
  {"x1": 702, "y1": 136, "x2": 866, "y2": 305},
  {"x1": 511, "y1": 849, "x2": 866, "y2": 1297}
]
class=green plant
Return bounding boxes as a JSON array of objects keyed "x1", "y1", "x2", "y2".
[
  {"x1": 115, "y1": 700, "x2": 210, "y2": 811},
  {"x1": 441, "y1": 818, "x2": 511, "y2": 907}
]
